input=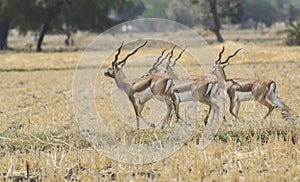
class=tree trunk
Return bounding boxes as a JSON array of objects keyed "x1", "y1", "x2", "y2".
[
  {"x1": 36, "y1": 0, "x2": 64, "y2": 52},
  {"x1": 64, "y1": 25, "x2": 72, "y2": 46},
  {"x1": 208, "y1": 0, "x2": 224, "y2": 43},
  {"x1": 0, "y1": 20, "x2": 9, "y2": 50},
  {"x1": 65, "y1": 32, "x2": 71, "y2": 46},
  {"x1": 37, "y1": 16, "x2": 51, "y2": 52}
]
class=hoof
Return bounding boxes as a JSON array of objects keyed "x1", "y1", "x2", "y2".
[
  {"x1": 177, "y1": 117, "x2": 184, "y2": 123},
  {"x1": 150, "y1": 123, "x2": 155, "y2": 128}
]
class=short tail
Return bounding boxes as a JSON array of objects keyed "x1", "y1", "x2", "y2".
[{"x1": 267, "y1": 82, "x2": 277, "y2": 100}]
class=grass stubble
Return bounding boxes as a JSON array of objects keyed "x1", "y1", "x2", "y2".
[{"x1": 0, "y1": 43, "x2": 299, "y2": 181}]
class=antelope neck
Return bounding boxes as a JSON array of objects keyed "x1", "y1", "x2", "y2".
[{"x1": 114, "y1": 69, "x2": 131, "y2": 95}]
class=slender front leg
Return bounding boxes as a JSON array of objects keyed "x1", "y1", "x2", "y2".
[
  {"x1": 233, "y1": 100, "x2": 240, "y2": 117},
  {"x1": 161, "y1": 97, "x2": 174, "y2": 129},
  {"x1": 130, "y1": 97, "x2": 155, "y2": 129},
  {"x1": 204, "y1": 105, "x2": 211, "y2": 126},
  {"x1": 171, "y1": 92, "x2": 184, "y2": 122},
  {"x1": 131, "y1": 101, "x2": 141, "y2": 130}
]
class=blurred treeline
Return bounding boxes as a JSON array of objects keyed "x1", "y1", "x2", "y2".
[{"x1": 0, "y1": 0, "x2": 300, "y2": 51}]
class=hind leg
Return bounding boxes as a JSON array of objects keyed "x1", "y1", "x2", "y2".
[
  {"x1": 229, "y1": 97, "x2": 240, "y2": 120},
  {"x1": 269, "y1": 97, "x2": 291, "y2": 121},
  {"x1": 258, "y1": 100, "x2": 274, "y2": 119},
  {"x1": 267, "y1": 83, "x2": 291, "y2": 121}
]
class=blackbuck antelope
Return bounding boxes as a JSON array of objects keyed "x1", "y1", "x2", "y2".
[
  {"x1": 149, "y1": 47, "x2": 225, "y2": 125},
  {"x1": 104, "y1": 41, "x2": 176, "y2": 129},
  {"x1": 212, "y1": 46, "x2": 291, "y2": 121}
]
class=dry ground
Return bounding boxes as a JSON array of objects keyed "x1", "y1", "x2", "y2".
[{"x1": 0, "y1": 42, "x2": 299, "y2": 181}]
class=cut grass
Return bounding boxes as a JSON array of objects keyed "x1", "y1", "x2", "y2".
[{"x1": 0, "y1": 42, "x2": 299, "y2": 181}]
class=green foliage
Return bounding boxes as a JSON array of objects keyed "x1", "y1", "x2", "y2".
[
  {"x1": 117, "y1": 0, "x2": 145, "y2": 21},
  {"x1": 242, "y1": 0, "x2": 282, "y2": 27},
  {"x1": 186, "y1": 0, "x2": 244, "y2": 27},
  {"x1": 141, "y1": 0, "x2": 172, "y2": 18},
  {"x1": 0, "y1": 0, "x2": 135, "y2": 33},
  {"x1": 285, "y1": 20, "x2": 300, "y2": 46},
  {"x1": 0, "y1": 0, "x2": 136, "y2": 50},
  {"x1": 219, "y1": 0, "x2": 244, "y2": 24},
  {"x1": 166, "y1": 0, "x2": 193, "y2": 27},
  {"x1": 0, "y1": 0, "x2": 39, "y2": 26}
]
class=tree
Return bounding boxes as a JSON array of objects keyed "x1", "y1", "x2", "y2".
[
  {"x1": 241, "y1": 0, "x2": 281, "y2": 28},
  {"x1": 116, "y1": 0, "x2": 145, "y2": 21},
  {"x1": 0, "y1": 0, "x2": 136, "y2": 51},
  {"x1": 187, "y1": 0, "x2": 244, "y2": 42},
  {"x1": 208, "y1": 0, "x2": 223, "y2": 42},
  {"x1": 35, "y1": 0, "x2": 136, "y2": 51},
  {"x1": 34, "y1": 0, "x2": 71, "y2": 52},
  {"x1": 141, "y1": 0, "x2": 172, "y2": 18},
  {"x1": 0, "y1": 0, "x2": 35, "y2": 50},
  {"x1": 166, "y1": 0, "x2": 193, "y2": 27},
  {"x1": 0, "y1": 19, "x2": 8, "y2": 50}
]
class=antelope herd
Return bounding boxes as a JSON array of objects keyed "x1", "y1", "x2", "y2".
[{"x1": 104, "y1": 41, "x2": 291, "y2": 129}]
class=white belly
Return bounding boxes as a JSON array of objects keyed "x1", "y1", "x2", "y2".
[
  {"x1": 133, "y1": 88, "x2": 153, "y2": 103},
  {"x1": 235, "y1": 91, "x2": 252, "y2": 101},
  {"x1": 176, "y1": 91, "x2": 193, "y2": 102}
]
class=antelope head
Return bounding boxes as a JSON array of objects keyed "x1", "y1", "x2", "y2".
[
  {"x1": 104, "y1": 40, "x2": 148, "y2": 78},
  {"x1": 212, "y1": 46, "x2": 242, "y2": 79}
]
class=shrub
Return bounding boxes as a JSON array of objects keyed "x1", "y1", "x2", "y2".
[{"x1": 285, "y1": 20, "x2": 300, "y2": 46}]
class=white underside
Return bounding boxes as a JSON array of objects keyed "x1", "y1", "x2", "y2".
[
  {"x1": 175, "y1": 91, "x2": 193, "y2": 103},
  {"x1": 235, "y1": 91, "x2": 253, "y2": 101},
  {"x1": 133, "y1": 88, "x2": 154, "y2": 103}
]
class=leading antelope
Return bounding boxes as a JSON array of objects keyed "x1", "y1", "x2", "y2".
[
  {"x1": 104, "y1": 41, "x2": 175, "y2": 129},
  {"x1": 212, "y1": 46, "x2": 291, "y2": 121}
]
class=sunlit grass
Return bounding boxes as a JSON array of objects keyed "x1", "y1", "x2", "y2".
[{"x1": 0, "y1": 42, "x2": 299, "y2": 181}]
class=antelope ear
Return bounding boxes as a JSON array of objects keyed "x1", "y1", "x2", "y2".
[
  {"x1": 222, "y1": 62, "x2": 229, "y2": 68},
  {"x1": 214, "y1": 60, "x2": 220, "y2": 65},
  {"x1": 120, "y1": 62, "x2": 126, "y2": 67}
]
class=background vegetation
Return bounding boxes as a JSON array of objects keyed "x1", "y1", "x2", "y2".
[{"x1": 1, "y1": 0, "x2": 300, "y2": 51}]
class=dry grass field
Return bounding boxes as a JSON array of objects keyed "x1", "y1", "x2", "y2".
[{"x1": 0, "y1": 40, "x2": 300, "y2": 181}]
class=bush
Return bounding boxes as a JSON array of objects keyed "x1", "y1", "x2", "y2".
[{"x1": 285, "y1": 20, "x2": 300, "y2": 46}]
